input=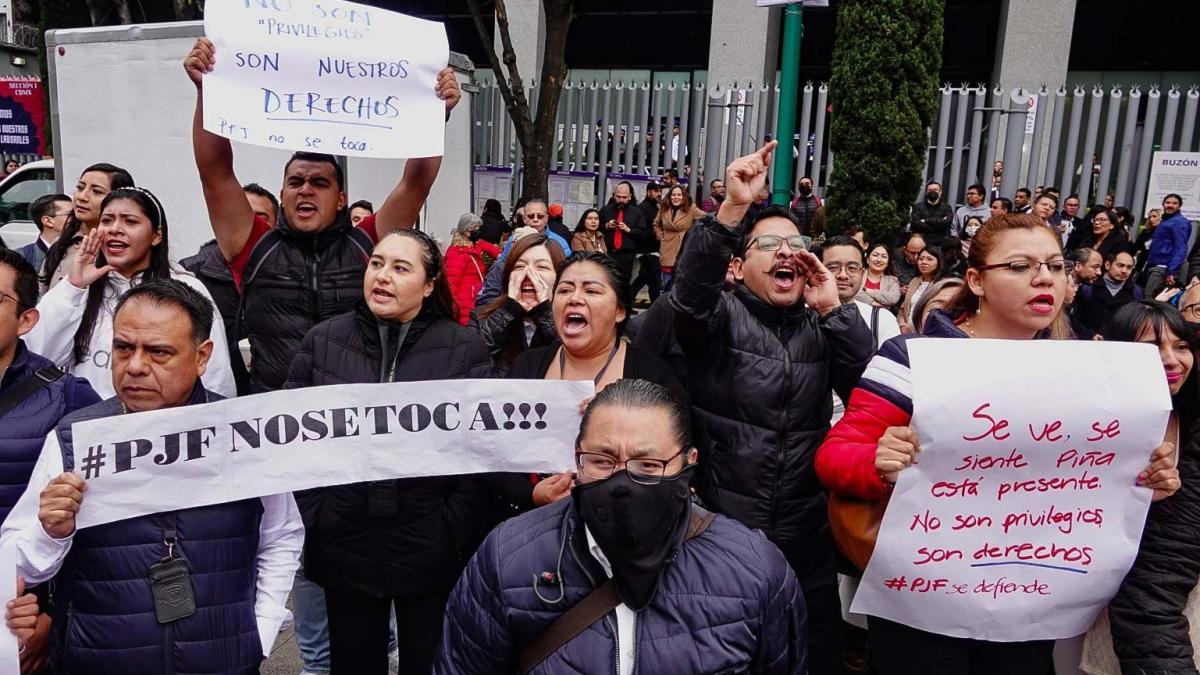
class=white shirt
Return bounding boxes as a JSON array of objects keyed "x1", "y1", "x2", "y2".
[
  {"x1": 585, "y1": 527, "x2": 636, "y2": 675},
  {"x1": 24, "y1": 264, "x2": 237, "y2": 399},
  {"x1": 831, "y1": 302, "x2": 901, "y2": 423},
  {"x1": 0, "y1": 431, "x2": 304, "y2": 657}
]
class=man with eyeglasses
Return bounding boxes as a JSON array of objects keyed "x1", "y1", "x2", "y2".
[
  {"x1": 17, "y1": 194, "x2": 74, "y2": 275},
  {"x1": 474, "y1": 198, "x2": 573, "y2": 307},
  {"x1": 435, "y1": 379, "x2": 808, "y2": 675},
  {"x1": 821, "y1": 236, "x2": 901, "y2": 352},
  {"x1": 663, "y1": 142, "x2": 871, "y2": 675},
  {"x1": 1177, "y1": 282, "x2": 1200, "y2": 335},
  {"x1": 1075, "y1": 249, "x2": 1143, "y2": 338},
  {"x1": 952, "y1": 184, "x2": 991, "y2": 238}
]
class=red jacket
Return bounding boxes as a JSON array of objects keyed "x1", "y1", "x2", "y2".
[{"x1": 444, "y1": 242, "x2": 500, "y2": 325}]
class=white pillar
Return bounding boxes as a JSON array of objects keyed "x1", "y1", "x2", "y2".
[
  {"x1": 707, "y1": 0, "x2": 781, "y2": 88},
  {"x1": 497, "y1": 0, "x2": 545, "y2": 87}
]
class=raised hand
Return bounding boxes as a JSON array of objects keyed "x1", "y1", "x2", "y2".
[
  {"x1": 436, "y1": 67, "x2": 461, "y2": 118},
  {"x1": 875, "y1": 426, "x2": 922, "y2": 485},
  {"x1": 38, "y1": 473, "x2": 87, "y2": 540},
  {"x1": 183, "y1": 37, "x2": 215, "y2": 88},
  {"x1": 716, "y1": 141, "x2": 777, "y2": 227},
  {"x1": 530, "y1": 269, "x2": 552, "y2": 307},
  {"x1": 794, "y1": 249, "x2": 840, "y2": 316},
  {"x1": 67, "y1": 228, "x2": 115, "y2": 289}
]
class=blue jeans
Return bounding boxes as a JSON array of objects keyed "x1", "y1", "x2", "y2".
[{"x1": 293, "y1": 568, "x2": 331, "y2": 673}]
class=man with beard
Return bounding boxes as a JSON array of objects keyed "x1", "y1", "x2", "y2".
[
  {"x1": 434, "y1": 379, "x2": 807, "y2": 674},
  {"x1": 909, "y1": 180, "x2": 953, "y2": 246},
  {"x1": 1145, "y1": 194, "x2": 1191, "y2": 296},
  {"x1": 599, "y1": 182, "x2": 650, "y2": 306},
  {"x1": 1075, "y1": 249, "x2": 1143, "y2": 338}
]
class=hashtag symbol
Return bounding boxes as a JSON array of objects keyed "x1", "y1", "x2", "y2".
[
  {"x1": 80, "y1": 445, "x2": 106, "y2": 480},
  {"x1": 883, "y1": 576, "x2": 908, "y2": 591}
]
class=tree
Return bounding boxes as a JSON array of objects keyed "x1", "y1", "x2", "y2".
[
  {"x1": 824, "y1": 0, "x2": 942, "y2": 244},
  {"x1": 466, "y1": 0, "x2": 574, "y2": 201}
]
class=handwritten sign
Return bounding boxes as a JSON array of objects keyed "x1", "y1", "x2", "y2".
[
  {"x1": 203, "y1": 0, "x2": 449, "y2": 158},
  {"x1": 852, "y1": 339, "x2": 1170, "y2": 641}
]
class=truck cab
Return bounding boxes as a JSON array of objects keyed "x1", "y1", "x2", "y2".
[{"x1": 0, "y1": 159, "x2": 56, "y2": 250}]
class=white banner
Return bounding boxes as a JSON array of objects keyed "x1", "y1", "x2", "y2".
[
  {"x1": 852, "y1": 339, "x2": 1170, "y2": 641},
  {"x1": 70, "y1": 379, "x2": 594, "y2": 530},
  {"x1": 0, "y1": 545, "x2": 17, "y2": 673},
  {"x1": 203, "y1": 0, "x2": 449, "y2": 159},
  {"x1": 1145, "y1": 152, "x2": 1200, "y2": 220}
]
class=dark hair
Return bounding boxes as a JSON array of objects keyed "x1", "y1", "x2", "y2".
[
  {"x1": 0, "y1": 248, "x2": 38, "y2": 313},
  {"x1": 1113, "y1": 206, "x2": 1133, "y2": 227},
  {"x1": 916, "y1": 246, "x2": 945, "y2": 281},
  {"x1": 377, "y1": 229, "x2": 457, "y2": 321},
  {"x1": 925, "y1": 180, "x2": 942, "y2": 189},
  {"x1": 30, "y1": 193, "x2": 72, "y2": 232},
  {"x1": 990, "y1": 197, "x2": 1012, "y2": 213},
  {"x1": 574, "y1": 208, "x2": 601, "y2": 234},
  {"x1": 1105, "y1": 247, "x2": 1136, "y2": 265},
  {"x1": 966, "y1": 183, "x2": 985, "y2": 195},
  {"x1": 946, "y1": 213, "x2": 1062, "y2": 317},
  {"x1": 349, "y1": 199, "x2": 374, "y2": 213},
  {"x1": 864, "y1": 242, "x2": 895, "y2": 275},
  {"x1": 1165, "y1": 193, "x2": 1184, "y2": 206},
  {"x1": 482, "y1": 198, "x2": 503, "y2": 217},
  {"x1": 556, "y1": 251, "x2": 630, "y2": 332},
  {"x1": 1043, "y1": 186, "x2": 1061, "y2": 196},
  {"x1": 477, "y1": 234, "x2": 567, "y2": 367},
  {"x1": 1035, "y1": 192, "x2": 1059, "y2": 206},
  {"x1": 1015, "y1": 188, "x2": 1032, "y2": 198},
  {"x1": 963, "y1": 215, "x2": 985, "y2": 235},
  {"x1": 646, "y1": 181, "x2": 663, "y2": 192},
  {"x1": 114, "y1": 278, "x2": 214, "y2": 345},
  {"x1": 1072, "y1": 247, "x2": 1098, "y2": 265},
  {"x1": 1102, "y1": 300, "x2": 1198, "y2": 419},
  {"x1": 738, "y1": 204, "x2": 801, "y2": 250},
  {"x1": 941, "y1": 237, "x2": 964, "y2": 276},
  {"x1": 72, "y1": 187, "x2": 173, "y2": 365},
  {"x1": 820, "y1": 235, "x2": 867, "y2": 264},
  {"x1": 1092, "y1": 208, "x2": 1119, "y2": 229},
  {"x1": 285, "y1": 152, "x2": 344, "y2": 192},
  {"x1": 1065, "y1": 193, "x2": 1080, "y2": 204},
  {"x1": 913, "y1": 277, "x2": 965, "y2": 333},
  {"x1": 242, "y1": 183, "x2": 280, "y2": 221},
  {"x1": 43, "y1": 163, "x2": 134, "y2": 285},
  {"x1": 576, "y1": 378, "x2": 691, "y2": 452},
  {"x1": 658, "y1": 185, "x2": 694, "y2": 217},
  {"x1": 663, "y1": 168, "x2": 679, "y2": 180}
]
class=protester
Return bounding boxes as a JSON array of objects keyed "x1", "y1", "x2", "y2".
[
  {"x1": 349, "y1": 200, "x2": 374, "y2": 227},
  {"x1": 18, "y1": 194, "x2": 72, "y2": 273},
  {"x1": 571, "y1": 208, "x2": 607, "y2": 253},
  {"x1": 1078, "y1": 208, "x2": 1129, "y2": 261},
  {"x1": 816, "y1": 213, "x2": 1177, "y2": 674},
  {"x1": 1133, "y1": 207, "x2": 1162, "y2": 281},
  {"x1": 699, "y1": 177, "x2": 725, "y2": 213},
  {"x1": 1075, "y1": 250, "x2": 1144, "y2": 339},
  {"x1": 1143, "y1": 194, "x2": 1190, "y2": 296},
  {"x1": 0, "y1": 279, "x2": 304, "y2": 675},
  {"x1": 1058, "y1": 194, "x2": 1085, "y2": 249},
  {"x1": 631, "y1": 183, "x2": 663, "y2": 304},
  {"x1": 1180, "y1": 282, "x2": 1200, "y2": 335},
  {"x1": 941, "y1": 236, "x2": 967, "y2": 277},
  {"x1": 899, "y1": 246, "x2": 945, "y2": 332},
  {"x1": 909, "y1": 277, "x2": 965, "y2": 334},
  {"x1": 186, "y1": 36, "x2": 461, "y2": 393},
  {"x1": 1013, "y1": 187, "x2": 1032, "y2": 214},
  {"x1": 40, "y1": 163, "x2": 135, "y2": 291},
  {"x1": 469, "y1": 234, "x2": 564, "y2": 372},
  {"x1": 990, "y1": 196, "x2": 1012, "y2": 219},
  {"x1": 546, "y1": 203, "x2": 571, "y2": 242},
  {"x1": 599, "y1": 183, "x2": 648, "y2": 306},
  {"x1": 910, "y1": 180, "x2": 953, "y2": 245},
  {"x1": 1072, "y1": 247, "x2": 1103, "y2": 287},
  {"x1": 284, "y1": 229, "x2": 490, "y2": 674},
  {"x1": 894, "y1": 232, "x2": 926, "y2": 288},
  {"x1": 654, "y1": 184, "x2": 704, "y2": 292},
  {"x1": 857, "y1": 242, "x2": 901, "y2": 308},
  {"x1": 791, "y1": 176, "x2": 822, "y2": 237},
  {"x1": 24, "y1": 187, "x2": 235, "y2": 399},
  {"x1": 444, "y1": 213, "x2": 501, "y2": 326},
  {"x1": 639, "y1": 181, "x2": 663, "y2": 222},
  {"x1": 952, "y1": 183, "x2": 990, "y2": 236},
  {"x1": 434, "y1": 379, "x2": 808, "y2": 675},
  {"x1": 477, "y1": 198, "x2": 508, "y2": 245},
  {"x1": 960, "y1": 214, "x2": 984, "y2": 256},
  {"x1": 665, "y1": 141, "x2": 872, "y2": 675},
  {"x1": 1032, "y1": 191, "x2": 1059, "y2": 227},
  {"x1": 475, "y1": 199, "x2": 572, "y2": 308},
  {"x1": 822, "y1": 236, "x2": 901, "y2": 347}
]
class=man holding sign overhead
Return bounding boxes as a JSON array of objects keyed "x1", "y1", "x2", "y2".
[{"x1": 185, "y1": 3, "x2": 460, "y2": 395}]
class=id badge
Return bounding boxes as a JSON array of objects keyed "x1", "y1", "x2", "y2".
[
  {"x1": 148, "y1": 557, "x2": 196, "y2": 624},
  {"x1": 368, "y1": 481, "x2": 398, "y2": 517}
]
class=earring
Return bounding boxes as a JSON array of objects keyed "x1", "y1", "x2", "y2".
[{"x1": 975, "y1": 307, "x2": 982, "y2": 316}]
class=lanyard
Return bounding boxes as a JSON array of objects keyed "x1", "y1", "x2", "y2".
[{"x1": 558, "y1": 340, "x2": 621, "y2": 385}]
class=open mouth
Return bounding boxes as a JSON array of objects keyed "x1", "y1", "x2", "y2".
[
  {"x1": 562, "y1": 311, "x2": 589, "y2": 337},
  {"x1": 520, "y1": 280, "x2": 536, "y2": 297},
  {"x1": 104, "y1": 240, "x2": 129, "y2": 257},
  {"x1": 296, "y1": 202, "x2": 319, "y2": 218},
  {"x1": 371, "y1": 286, "x2": 395, "y2": 302},
  {"x1": 1028, "y1": 294, "x2": 1055, "y2": 315},
  {"x1": 770, "y1": 264, "x2": 798, "y2": 291}
]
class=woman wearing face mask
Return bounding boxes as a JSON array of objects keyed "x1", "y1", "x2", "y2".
[
  {"x1": 898, "y1": 246, "x2": 945, "y2": 332},
  {"x1": 24, "y1": 187, "x2": 235, "y2": 399},
  {"x1": 570, "y1": 208, "x2": 607, "y2": 254},
  {"x1": 857, "y1": 242, "x2": 901, "y2": 309},
  {"x1": 1075, "y1": 301, "x2": 1196, "y2": 675},
  {"x1": 470, "y1": 234, "x2": 565, "y2": 372},
  {"x1": 444, "y1": 213, "x2": 501, "y2": 326},
  {"x1": 654, "y1": 185, "x2": 705, "y2": 291},
  {"x1": 815, "y1": 214, "x2": 1178, "y2": 675},
  {"x1": 961, "y1": 215, "x2": 984, "y2": 257},
  {"x1": 41, "y1": 163, "x2": 135, "y2": 291},
  {"x1": 285, "y1": 229, "x2": 491, "y2": 675}
]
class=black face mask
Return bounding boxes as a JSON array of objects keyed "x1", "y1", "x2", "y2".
[
  {"x1": 573, "y1": 466, "x2": 694, "y2": 611},
  {"x1": 926, "y1": 191, "x2": 940, "y2": 203},
  {"x1": 798, "y1": 185, "x2": 813, "y2": 196}
]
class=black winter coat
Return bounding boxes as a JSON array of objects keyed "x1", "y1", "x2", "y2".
[
  {"x1": 668, "y1": 216, "x2": 874, "y2": 588},
  {"x1": 909, "y1": 199, "x2": 954, "y2": 246},
  {"x1": 284, "y1": 302, "x2": 492, "y2": 597},
  {"x1": 467, "y1": 298, "x2": 558, "y2": 374},
  {"x1": 181, "y1": 241, "x2": 249, "y2": 395},
  {"x1": 598, "y1": 202, "x2": 649, "y2": 256}
]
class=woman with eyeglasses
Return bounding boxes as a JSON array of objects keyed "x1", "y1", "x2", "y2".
[
  {"x1": 857, "y1": 242, "x2": 901, "y2": 309},
  {"x1": 815, "y1": 214, "x2": 1177, "y2": 675},
  {"x1": 283, "y1": 229, "x2": 492, "y2": 675},
  {"x1": 1080, "y1": 208, "x2": 1129, "y2": 262},
  {"x1": 898, "y1": 246, "x2": 945, "y2": 333}
]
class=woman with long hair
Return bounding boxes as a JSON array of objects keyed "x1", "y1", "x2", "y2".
[
  {"x1": 24, "y1": 187, "x2": 235, "y2": 398},
  {"x1": 41, "y1": 163, "x2": 135, "y2": 291},
  {"x1": 569, "y1": 208, "x2": 607, "y2": 254},
  {"x1": 654, "y1": 185, "x2": 704, "y2": 291},
  {"x1": 815, "y1": 214, "x2": 1177, "y2": 675},
  {"x1": 1133, "y1": 208, "x2": 1163, "y2": 283},
  {"x1": 898, "y1": 246, "x2": 945, "y2": 332},
  {"x1": 443, "y1": 213, "x2": 501, "y2": 325},
  {"x1": 857, "y1": 242, "x2": 901, "y2": 309},
  {"x1": 1080, "y1": 208, "x2": 1129, "y2": 261}
]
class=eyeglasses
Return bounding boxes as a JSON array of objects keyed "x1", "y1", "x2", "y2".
[
  {"x1": 825, "y1": 262, "x2": 863, "y2": 275},
  {"x1": 976, "y1": 259, "x2": 1075, "y2": 276},
  {"x1": 575, "y1": 449, "x2": 686, "y2": 485},
  {"x1": 1182, "y1": 303, "x2": 1200, "y2": 322},
  {"x1": 745, "y1": 234, "x2": 806, "y2": 253},
  {"x1": 526, "y1": 213, "x2": 547, "y2": 220},
  {"x1": 0, "y1": 291, "x2": 23, "y2": 309}
]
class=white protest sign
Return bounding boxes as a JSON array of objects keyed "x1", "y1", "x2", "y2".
[
  {"x1": 203, "y1": 0, "x2": 449, "y2": 159},
  {"x1": 1145, "y1": 152, "x2": 1200, "y2": 220},
  {"x1": 70, "y1": 379, "x2": 593, "y2": 530},
  {"x1": 852, "y1": 339, "x2": 1170, "y2": 641},
  {"x1": 0, "y1": 544, "x2": 17, "y2": 673}
]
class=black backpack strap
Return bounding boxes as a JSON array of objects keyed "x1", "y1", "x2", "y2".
[
  {"x1": 0, "y1": 367, "x2": 64, "y2": 418},
  {"x1": 238, "y1": 228, "x2": 286, "y2": 291}
]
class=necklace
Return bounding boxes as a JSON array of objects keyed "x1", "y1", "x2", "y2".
[{"x1": 961, "y1": 318, "x2": 978, "y2": 337}]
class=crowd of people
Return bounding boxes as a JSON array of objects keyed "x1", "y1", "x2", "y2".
[{"x1": 0, "y1": 36, "x2": 1198, "y2": 675}]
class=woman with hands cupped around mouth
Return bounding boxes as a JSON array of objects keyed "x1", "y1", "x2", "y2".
[{"x1": 814, "y1": 213, "x2": 1179, "y2": 675}]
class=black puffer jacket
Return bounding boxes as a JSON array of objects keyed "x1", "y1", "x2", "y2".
[
  {"x1": 284, "y1": 302, "x2": 492, "y2": 597},
  {"x1": 909, "y1": 199, "x2": 954, "y2": 246},
  {"x1": 181, "y1": 241, "x2": 249, "y2": 395},
  {"x1": 467, "y1": 298, "x2": 558, "y2": 373},
  {"x1": 668, "y1": 216, "x2": 874, "y2": 588},
  {"x1": 1109, "y1": 416, "x2": 1200, "y2": 675}
]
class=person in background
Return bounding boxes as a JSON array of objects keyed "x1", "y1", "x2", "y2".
[
  {"x1": 1141, "y1": 194, "x2": 1188, "y2": 295},
  {"x1": 822, "y1": 236, "x2": 901, "y2": 347},
  {"x1": 470, "y1": 234, "x2": 564, "y2": 373},
  {"x1": 474, "y1": 199, "x2": 572, "y2": 308},
  {"x1": 700, "y1": 178, "x2": 726, "y2": 213},
  {"x1": 990, "y1": 196, "x2": 1012, "y2": 219},
  {"x1": 477, "y1": 198, "x2": 508, "y2": 245},
  {"x1": 894, "y1": 232, "x2": 925, "y2": 289},
  {"x1": 654, "y1": 185, "x2": 704, "y2": 292},
  {"x1": 1013, "y1": 187, "x2": 1033, "y2": 214},
  {"x1": 570, "y1": 208, "x2": 607, "y2": 254},
  {"x1": 1133, "y1": 208, "x2": 1162, "y2": 282},
  {"x1": 952, "y1": 184, "x2": 990, "y2": 237},
  {"x1": 1074, "y1": 249, "x2": 1143, "y2": 339},
  {"x1": 960, "y1": 215, "x2": 985, "y2": 257},
  {"x1": 639, "y1": 182, "x2": 663, "y2": 221},
  {"x1": 899, "y1": 246, "x2": 945, "y2": 332},
  {"x1": 857, "y1": 242, "x2": 901, "y2": 309},
  {"x1": 941, "y1": 236, "x2": 966, "y2": 277},
  {"x1": 1032, "y1": 191, "x2": 1058, "y2": 228},
  {"x1": 1071, "y1": 247, "x2": 1103, "y2": 288},
  {"x1": 444, "y1": 213, "x2": 501, "y2": 326},
  {"x1": 1078, "y1": 208, "x2": 1129, "y2": 262},
  {"x1": 1061, "y1": 194, "x2": 1088, "y2": 250},
  {"x1": 599, "y1": 183, "x2": 647, "y2": 306},
  {"x1": 662, "y1": 168, "x2": 680, "y2": 190},
  {"x1": 41, "y1": 163, "x2": 135, "y2": 291},
  {"x1": 910, "y1": 180, "x2": 953, "y2": 246},
  {"x1": 631, "y1": 183, "x2": 663, "y2": 304},
  {"x1": 844, "y1": 225, "x2": 869, "y2": 251},
  {"x1": 546, "y1": 203, "x2": 571, "y2": 242},
  {"x1": 1, "y1": 159, "x2": 19, "y2": 178},
  {"x1": 909, "y1": 277, "x2": 965, "y2": 335},
  {"x1": 18, "y1": 194, "x2": 72, "y2": 274},
  {"x1": 348, "y1": 200, "x2": 374, "y2": 227},
  {"x1": 791, "y1": 176, "x2": 822, "y2": 237}
]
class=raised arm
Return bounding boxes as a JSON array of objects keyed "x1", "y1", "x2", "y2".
[
  {"x1": 185, "y1": 37, "x2": 256, "y2": 262},
  {"x1": 373, "y1": 68, "x2": 462, "y2": 235}
]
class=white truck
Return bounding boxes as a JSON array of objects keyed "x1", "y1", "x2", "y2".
[{"x1": 43, "y1": 20, "x2": 475, "y2": 260}]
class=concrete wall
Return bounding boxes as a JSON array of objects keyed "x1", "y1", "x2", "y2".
[{"x1": 707, "y1": 0, "x2": 781, "y2": 87}]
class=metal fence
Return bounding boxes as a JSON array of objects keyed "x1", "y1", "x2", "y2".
[{"x1": 471, "y1": 74, "x2": 1200, "y2": 221}]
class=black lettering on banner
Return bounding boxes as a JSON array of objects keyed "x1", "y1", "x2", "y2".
[
  {"x1": 114, "y1": 438, "x2": 154, "y2": 473},
  {"x1": 363, "y1": 405, "x2": 396, "y2": 434},
  {"x1": 329, "y1": 407, "x2": 361, "y2": 438},
  {"x1": 434, "y1": 402, "x2": 459, "y2": 431},
  {"x1": 469, "y1": 403, "x2": 500, "y2": 431},
  {"x1": 398, "y1": 404, "x2": 431, "y2": 432},
  {"x1": 264, "y1": 414, "x2": 300, "y2": 445},
  {"x1": 301, "y1": 410, "x2": 329, "y2": 441},
  {"x1": 231, "y1": 418, "x2": 263, "y2": 451}
]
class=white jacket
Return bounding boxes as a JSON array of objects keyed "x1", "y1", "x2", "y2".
[{"x1": 25, "y1": 264, "x2": 237, "y2": 399}]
